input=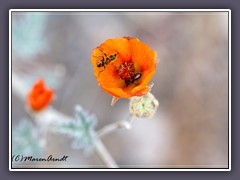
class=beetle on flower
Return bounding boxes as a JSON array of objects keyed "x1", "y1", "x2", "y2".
[{"x1": 91, "y1": 36, "x2": 157, "y2": 105}]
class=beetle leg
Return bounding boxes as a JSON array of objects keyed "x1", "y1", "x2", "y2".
[
  {"x1": 93, "y1": 55, "x2": 104, "y2": 58},
  {"x1": 98, "y1": 65, "x2": 106, "y2": 77}
]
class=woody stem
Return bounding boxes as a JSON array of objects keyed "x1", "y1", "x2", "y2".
[{"x1": 97, "y1": 114, "x2": 135, "y2": 139}]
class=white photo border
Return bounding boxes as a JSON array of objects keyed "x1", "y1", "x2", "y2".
[{"x1": 9, "y1": 9, "x2": 231, "y2": 171}]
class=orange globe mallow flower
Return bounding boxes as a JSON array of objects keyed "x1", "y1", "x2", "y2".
[
  {"x1": 27, "y1": 79, "x2": 54, "y2": 111},
  {"x1": 91, "y1": 36, "x2": 157, "y2": 99}
]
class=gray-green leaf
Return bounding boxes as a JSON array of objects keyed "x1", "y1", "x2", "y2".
[{"x1": 53, "y1": 105, "x2": 97, "y2": 153}]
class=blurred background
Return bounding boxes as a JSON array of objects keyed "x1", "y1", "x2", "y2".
[{"x1": 11, "y1": 11, "x2": 229, "y2": 168}]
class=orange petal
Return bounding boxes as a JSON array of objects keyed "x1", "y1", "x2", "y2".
[
  {"x1": 129, "y1": 38, "x2": 157, "y2": 72},
  {"x1": 27, "y1": 79, "x2": 54, "y2": 111},
  {"x1": 91, "y1": 37, "x2": 157, "y2": 99},
  {"x1": 103, "y1": 37, "x2": 131, "y2": 61}
]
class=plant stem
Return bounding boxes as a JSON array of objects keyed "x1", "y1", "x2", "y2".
[
  {"x1": 12, "y1": 71, "x2": 119, "y2": 168},
  {"x1": 97, "y1": 114, "x2": 135, "y2": 139},
  {"x1": 94, "y1": 114, "x2": 135, "y2": 167},
  {"x1": 94, "y1": 136, "x2": 118, "y2": 168}
]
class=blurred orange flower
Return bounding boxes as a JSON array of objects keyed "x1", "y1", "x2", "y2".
[
  {"x1": 27, "y1": 79, "x2": 54, "y2": 111},
  {"x1": 91, "y1": 36, "x2": 157, "y2": 99}
]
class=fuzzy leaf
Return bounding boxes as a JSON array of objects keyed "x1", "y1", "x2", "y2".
[
  {"x1": 54, "y1": 105, "x2": 97, "y2": 152},
  {"x1": 12, "y1": 120, "x2": 43, "y2": 162}
]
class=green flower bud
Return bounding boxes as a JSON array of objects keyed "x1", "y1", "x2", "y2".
[{"x1": 129, "y1": 93, "x2": 159, "y2": 118}]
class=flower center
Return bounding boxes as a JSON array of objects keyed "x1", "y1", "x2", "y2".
[{"x1": 118, "y1": 62, "x2": 136, "y2": 85}]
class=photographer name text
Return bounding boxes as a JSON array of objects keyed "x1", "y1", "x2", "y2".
[{"x1": 12, "y1": 155, "x2": 68, "y2": 163}]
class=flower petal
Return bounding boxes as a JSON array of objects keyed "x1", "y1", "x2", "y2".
[
  {"x1": 27, "y1": 79, "x2": 54, "y2": 111},
  {"x1": 91, "y1": 37, "x2": 157, "y2": 99}
]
